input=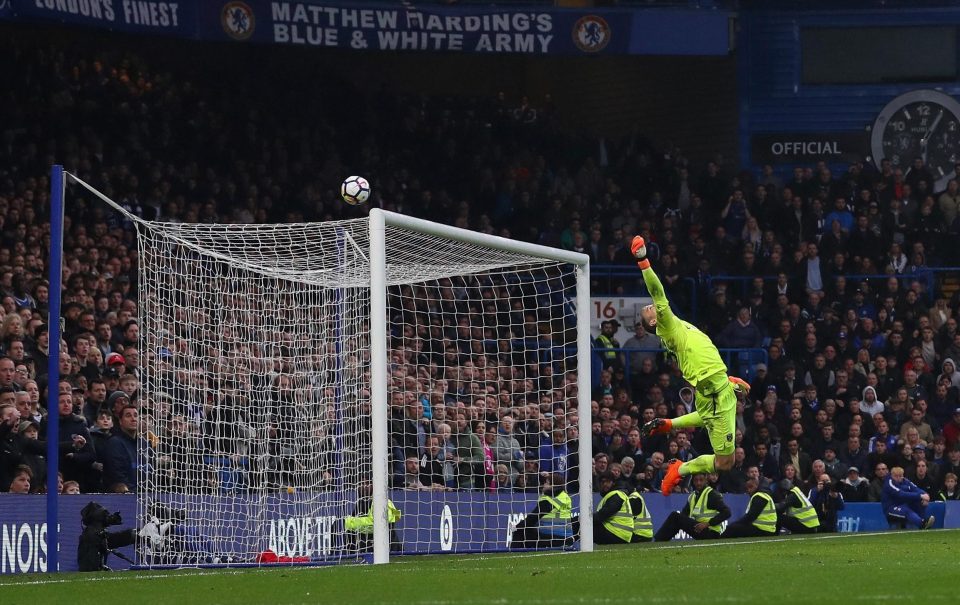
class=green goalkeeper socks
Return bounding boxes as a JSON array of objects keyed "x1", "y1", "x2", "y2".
[
  {"x1": 670, "y1": 411, "x2": 703, "y2": 430},
  {"x1": 679, "y1": 455, "x2": 716, "y2": 476}
]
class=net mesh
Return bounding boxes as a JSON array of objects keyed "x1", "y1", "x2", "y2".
[{"x1": 133, "y1": 216, "x2": 582, "y2": 566}]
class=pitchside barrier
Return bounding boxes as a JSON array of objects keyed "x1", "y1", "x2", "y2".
[{"x1": 1, "y1": 493, "x2": 954, "y2": 574}]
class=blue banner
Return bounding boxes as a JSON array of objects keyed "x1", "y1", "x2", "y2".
[
  {"x1": 201, "y1": 1, "x2": 632, "y2": 54},
  {"x1": 1, "y1": 1, "x2": 731, "y2": 56}
]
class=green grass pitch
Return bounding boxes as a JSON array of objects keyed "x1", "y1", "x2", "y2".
[{"x1": 2, "y1": 530, "x2": 956, "y2": 604}]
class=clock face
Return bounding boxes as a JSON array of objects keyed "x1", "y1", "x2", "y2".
[{"x1": 871, "y1": 89, "x2": 960, "y2": 192}]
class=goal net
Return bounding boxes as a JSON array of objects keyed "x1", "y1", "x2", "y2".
[{"x1": 64, "y1": 173, "x2": 592, "y2": 567}]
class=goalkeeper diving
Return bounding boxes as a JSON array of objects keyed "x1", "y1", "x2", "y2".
[{"x1": 631, "y1": 236, "x2": 751, "y2": 496}]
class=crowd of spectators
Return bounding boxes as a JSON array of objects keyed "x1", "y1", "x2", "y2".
[{"x1": 1, "y1": 28, "x2": 960, "y2": 510}]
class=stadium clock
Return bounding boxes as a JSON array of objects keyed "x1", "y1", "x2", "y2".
[{"x1": 870, "y1": 89, "x2": 960, "y2": 192}]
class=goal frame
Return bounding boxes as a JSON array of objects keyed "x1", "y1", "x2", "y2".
[{"x1": 368, "y1": 209, "x2": 593, "y2": 563}]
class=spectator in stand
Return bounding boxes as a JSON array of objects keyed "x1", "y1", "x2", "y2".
[
  {"x1": 937, "y1": 472, "x2": 959, "y2": 501},
  {"x1": 840, "y1": 467, "x2": 870, "y2": 502},
  {"x1": 40, "y1": 391, "x2": 96, "y2": 492},
  {"x1": 944, "y1": 447, "x2": 960, "y2": 480},
  {"x1": 870, "y1": 419, "x2": 898, "y2": 454},
  {"x1": 841, "y1": 435, "x2": 869, "y2": 475},
  {"x1": 5, "y1": 465, "x2": 31, "y2": 494},
  {"x1": 418, "y1": 436, "x2": 447, "y2": 490},
  {"x1": 453, "y1": 413, "x2": 482, "y2": 490},
  {"x1": 718, "y1": 447, "x2": 748, "y2": 494},
  {"x1": 102, "y1": 405, "x2": 150, "y2": 493},
  {"x1": 868, "y1": 462, "x2": 890, "y2": 502},
  {"x1": 492, "y1": 415, "x2": 523, "y2": 483},
  {"x1": 622, "y1": 321, "x2": 660, "y2": 376},
  {"x1": 944, "y1": 408, "x2": 960, "y2": 451},
  {"x1": 718, "y1": 307, "x2": 764, "y2": 349},
  {"x1": 938, "y1": 359, "x2": 960, "y2": 390}
]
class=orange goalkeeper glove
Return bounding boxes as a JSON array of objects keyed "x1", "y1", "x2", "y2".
[
  {"x1": 729, "y1": 376, "x2": 751, "y2": 396},
  {"x1": 631, "y1": 236, "x2": 650, "y2": 270}
]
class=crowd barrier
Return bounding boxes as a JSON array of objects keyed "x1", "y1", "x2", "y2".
[
  {"x1": 701, "y1": 268, "x2": 960, "y2": 304},
  {"x1": 594, "y1": 347, "x2": 768, "y2": 381},
  {"x1": 592, "y1": 265, "x2": 960, "y2": 320},
  {"x1": 1, "y1": 493, "x2": 955, "y2": 574}
]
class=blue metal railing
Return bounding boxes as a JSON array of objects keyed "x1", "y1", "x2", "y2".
[
  {"x1": 590, "y1": 264, "x2": 959, "y2": 308},
  {"x1": 703, "y1": 267, "x2": 960, "y2": 304},
  {"x1": 590, "y1": 265, "x2": 698, "y2": 322},
  {"x1": 593, "y1": 347, "x2": 768, "y2": 383}
]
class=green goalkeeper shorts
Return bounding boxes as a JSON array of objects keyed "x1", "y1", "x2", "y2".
[{"x1": 695, "y1": 377, "x2": 737, "y2": 457}]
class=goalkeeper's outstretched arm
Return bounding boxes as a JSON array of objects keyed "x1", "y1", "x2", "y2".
[{"x1": 631, "y1": 236, "x2": 677, "y2": 331}]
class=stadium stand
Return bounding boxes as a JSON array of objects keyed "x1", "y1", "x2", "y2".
[{"x1": 0, "y1": 26, "x2": 959, "y2": 513}]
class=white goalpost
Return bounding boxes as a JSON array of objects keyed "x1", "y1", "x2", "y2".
[{"x1": 62, "y1": 171, "x2": 592, "y2": 567}]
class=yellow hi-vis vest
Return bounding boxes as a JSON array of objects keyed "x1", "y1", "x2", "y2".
[
  {"x1": 629, "y1": 491, "x2": 653, "y2": 540},
  {"x1": 344, "y1": 500, "x2": 401, "y2": 534},
  {"x1": 786, "y1": 486, "x2": 820, "y2": 529},
  {"x1": 750, "y1": 491, "x2": 777, "y2": 534},
  {"x1": 538, "y1": 491, "x2": 573, "y2": 538},
  {"x1": 598, "y1": 489, "x2": 633, "y2": 542},
  {"x1": 595, "y1": 334, "x2": 618, "y2": 360},
  {"x1": 688, "y1": 486, "x2": 722, "y2": 534}
]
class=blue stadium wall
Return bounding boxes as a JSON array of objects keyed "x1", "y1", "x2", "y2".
[{"x1": 739, "y1": 6, "x2": 960, "y2": 173}]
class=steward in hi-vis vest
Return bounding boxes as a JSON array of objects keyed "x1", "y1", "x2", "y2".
[
  {"x1": 777, "y1": 485, "x2": 820, "y2": 534},
  {"x1": 510, "y1": 473, "x2": 579, "y2": 549},
  {"x1": 594, "y1": 472, "x2": 634, "y2": 544},
  {"x1": 721, "y1": 478, "x2": 778, "y2": 539},
  {"x1": 344, "y1": 491, "x2": 403, "y2": 554},
  {"x1": 654, "y1": 473, "x2": 731, "y2": 541},
  {"x1": 629, "y1": 490, "x2": 653, "y2": 542}
]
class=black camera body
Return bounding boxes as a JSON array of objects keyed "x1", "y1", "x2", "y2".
[
  {"x1": 81, "y1": 501, "x2": 123, "y2": 528},
  {"x1": 77, "y1": 501, "x2": 136, "y2": 572}
]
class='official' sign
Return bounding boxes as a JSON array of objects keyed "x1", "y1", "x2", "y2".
[{"x1": 751, "y1": 133, "x2": 867, "y2": 164}]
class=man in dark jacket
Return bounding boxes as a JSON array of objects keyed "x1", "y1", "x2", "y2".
[
  {"x1": 103, "y1": 405, "x2": 149, "y2": 492},
  {"x1": 1, "y1": 404, "x2": 44, "y2": 491},
  {"x1": 718, "y1": 308, "x2": 764, "y2": 349},
  {"x1": 40, "y1": 391, "x2": 97, "y2": 491}
]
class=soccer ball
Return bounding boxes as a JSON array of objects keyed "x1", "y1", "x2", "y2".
[{"x1": 340, "y1": 176, "x2": 370, "y2": 205}]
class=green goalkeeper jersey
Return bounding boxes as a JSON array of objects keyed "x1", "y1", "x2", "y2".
[{"x1": 641, "y1": 266, "x2": 728, "y2": 393}]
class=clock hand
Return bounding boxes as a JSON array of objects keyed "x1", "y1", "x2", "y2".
[
  {"x1": 928, "y1": 109, "x2": 944, "y2": 136},
  {"x1": 920, "y1": 110, "x2": 943, "y2": 164},
  {"x1": 921, "y1": 110, "x2": 944, "y2": 148}
]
